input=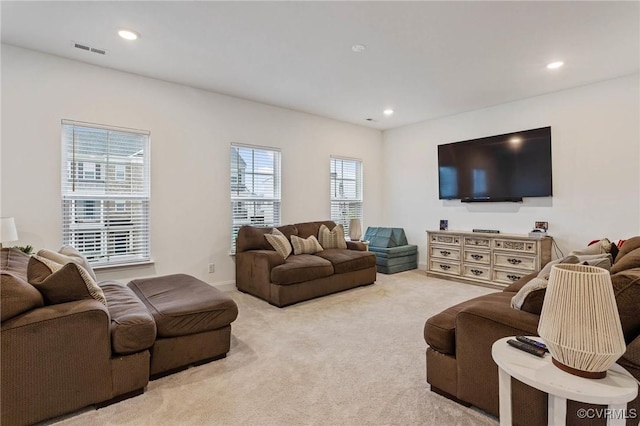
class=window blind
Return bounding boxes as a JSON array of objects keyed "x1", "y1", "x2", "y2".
[
  {"x1": 330, "y1": 156, "x2": 363, "y2": 236},
  {"x1": 230, "y1": 143, "x2": 281, "y2": 253},
  {"x1": 61, "y1": 120, "x2": 151, "y2": 267}
]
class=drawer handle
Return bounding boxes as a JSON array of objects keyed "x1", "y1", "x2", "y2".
[
  {"x1": 507, "y1": 258, "x2": 522, "y2": 265},
  {"x1": 507, "y1": 274, "x2": 521, "y2": 281},
  {"x1": 471, "y1": 254, "x2": 484, "y2": 261},
  {"x1": 439, "y1": 264, "x2": 451, "y2": 271},
  {"x1": 470, "y1": 269, "x2": 483, "y2": 276},
  {"x1": 440, "y1": 250, "x2": 451, "y2": 256}
]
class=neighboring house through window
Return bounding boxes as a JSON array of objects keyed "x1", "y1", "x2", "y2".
[
  {"x1": 230, "y1": 143, "x2": 281, "y2": 253},
  {"x1": 61, "y1": 120, "x2": 151, "y2": 266},
  {"x1": 330, "y1": 156, "x2": 363, "y2": 236}
]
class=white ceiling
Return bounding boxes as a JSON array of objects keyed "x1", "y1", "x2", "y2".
[{"x1": 2, "y1": 1, "x2": 639, "y2": 130}]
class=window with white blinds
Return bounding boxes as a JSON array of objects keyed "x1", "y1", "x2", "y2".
[
  {"x1": 61, "y1": 120, "x2": 151, "y2": 267},
  {"x1": 230, "y1": 144, "x2": 281, "y2": 253},
  {"x1": 330, "y1": 156, "x2": 363, "y2": 236}
]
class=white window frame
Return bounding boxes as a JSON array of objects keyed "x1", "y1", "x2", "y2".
[
  {"x1": 61, "y1": 120, "x2": 151, "y2": 267},
  {"x1": 230, "y1": 143, "x2": 281, "y2": 254},
  {"x1": 330, "y1": 156, "x2": 363, "y2": 237}
]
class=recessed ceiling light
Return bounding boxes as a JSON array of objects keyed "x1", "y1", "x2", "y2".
[
  {"x1": 352, "y1": 44, "x2": 366, "y2": 53},
  {"x1": 383, "y1": 109, "x2": 394, "y2": 116},
  {"x1": 118, "y1": 30, "x2": 140, "y2": 41},
  {"x1": 546, "y1": 61, "x2": 564, "y2": 70}
]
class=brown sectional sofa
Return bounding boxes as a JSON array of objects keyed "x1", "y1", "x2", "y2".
[
  {"x1": 235, "y1": 220, "x2": 377, "y2": 307},
  {"x1": 1, "y1": 248, "x2": 238, "y2": 426},
  {"x1": 424, "y1": 237, "x2": 640, "y2": 426}
]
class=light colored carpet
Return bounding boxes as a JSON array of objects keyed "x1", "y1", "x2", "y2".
[{"x1": 54, "y1": 270, "x2": 499, "y2": 426}]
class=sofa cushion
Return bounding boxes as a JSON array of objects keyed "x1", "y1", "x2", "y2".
[
  {"x1": 291, "y1": 235, "x2": 323, "y2": 255},
  {"x1": 0, "y1": 247, "x2": 30, "y2": 278},
  {"x1": 616, "y1": 237, "x2": 640, "y2": 262},
  {"x1": 100, "y1": 281, "x2": 157, "y2": 354},
  {"x1": 271, "y1": 254, "x2": 334, "y2": 285},
  {"x1": 611, "y1": 268, "x2": 640, "y2": 342},
  {"x1": 314, "y1": 248, "x2": 376, "y2": 274},
  {"x1": 1, "y1": 272, "x2": 44, "y2": 321},
  {"x1": 236, "y1": 224, "x2": 298, "y2": 252},
  {"x1": 128, "y1": 274, "x2": 238, "y2": 338},
  {"x1": 37, "y1": 246, "x2": 97, "y2": 281},
  {"x1": 318, "y1": 224, "x2": 347, "y2": 249},
  {"x1": 294, "y1": 221, "x2": 336, "y2": 239},
  {"x1": 264, "y1": 228, "x2": 292, "y2": 259},
  {"x1": 424, "y1": 292, "x2": 513, "y2": 355},
  {"x1": 611, "y1": 247, "x2": 640, "y2": 274},
  {"x1": 27, "y1": 256, "x2": 107, "y2": 306}
]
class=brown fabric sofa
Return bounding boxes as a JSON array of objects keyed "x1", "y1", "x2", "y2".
[
  {"x1": 1, "y1": 248, "x2": 154, "y2": 426},
  {"x1": 235, "y1": 220, "x2": 377, "y2": 307},
  {"x1": 1, "y1": 248, "x2": 238, "y2": 425},
  {"x1": 424, "y1": 237, "x2": 640, "y2": 426}
]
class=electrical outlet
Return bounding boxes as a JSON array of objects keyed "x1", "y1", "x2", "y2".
[{"x1": 208, "y1": 263, "x2": 215, "y2": 273}]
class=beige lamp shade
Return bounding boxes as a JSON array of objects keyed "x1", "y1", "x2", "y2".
[
  {"x1": 348, "y1": 218, "x2": 362, "y2": 241},
  {"x1": 1, "y1": 217, "x2": 18, "y2": 245},
  {"x1": 538, "y1": 263, "x2": 626, "y2": 379}
]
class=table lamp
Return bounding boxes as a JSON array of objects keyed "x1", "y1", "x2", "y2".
[
  {"x1": 349, "y1": 218, "x2": 362, "y2": 241},
  {"x1": 1, "y1": 217, "x2": 18, "y2": 248},
  {"x1": 538, "y1": 263, "x2": 626, "y2": 379}
]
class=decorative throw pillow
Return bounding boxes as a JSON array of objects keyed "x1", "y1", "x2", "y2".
[
  {"x1": 291, "y1": 235, "x2": 324, "y2": 255},
  {"x1": 264, "y1": 228, "x2": 292, "y2": 259},
  {"x1": 37, "y1": 245, "x2": 97, "y2": 281},
  {"x1": 616, "y1": 237, "x2": 640, "y2": 264},
  {"x1": 318, "y1": 224, "x2": 347, "y2": 249},
  {"x1": 27, "y1": 256, "x2": 107, "y2": 306},
  {"x1": 580, "y1": 256, "x2": 612, "y2": 271},
  {"x1": 511, "y1": 255, "x2": 580, "y2": 313},
  {"x1": 1, "y1": 272, "x2": 44, "y2": 321},
  {"x1": 611, "y1": 247, "x2": 640, "y2": 274}
]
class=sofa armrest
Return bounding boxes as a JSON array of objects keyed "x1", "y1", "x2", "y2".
[
  {"x1": 454, "y1": 301, "x2": 540, "y2": 415},
  {"x1": 236, "y1": 250, "x2": 285, "y2": 301},
  {"x1": 346, "y1": 241, "x2": 366, "y2": 251},
  {"x1": 1, "y1": 299, "x2": 113, "y2": 425}
]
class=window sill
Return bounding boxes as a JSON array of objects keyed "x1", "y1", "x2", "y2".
[{"x1": 92, "y1": 260, "x2": 155, "y2": 270}]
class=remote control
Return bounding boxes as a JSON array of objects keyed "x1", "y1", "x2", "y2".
[
  {"x1": 507, "y1": 339, "x2": 546, "y2": 357},
  {"x1": 516, "y1": 336, "x2": 549, "y2": 352}
]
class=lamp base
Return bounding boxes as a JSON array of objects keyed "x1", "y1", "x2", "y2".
[{"x1": 551, "y1": 357, "x2": 606, "y2": 379}]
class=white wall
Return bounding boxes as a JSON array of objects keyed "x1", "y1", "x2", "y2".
[
  {"x1": 382, "y1": 74, "x2": 640, "y2": 267},
  {"x1": 1, "y1": 45, "x2": 384, "y2": 285}
]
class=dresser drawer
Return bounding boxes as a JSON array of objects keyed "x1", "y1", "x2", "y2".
[
  {"x1": 493, "y1": 239, "x2": 537, "y2": 253},
  {"x1": 429, "y1": 233, "x2": 461, "y2": 246},
  {"x1": 493, "y1": 253, "x2": 536, "y2": 271},
  {"x1": 463, "y1": 265, "x2": 490, "y2": 281},
  {"x1": 463, "y1": 249, "x2": 490, "y2": 265},
  {"x1": 429, "y1": 260, "x2": 460, "y2": 276},
  {"x1": 493, "y1": 269, "x2": 527, "y2": 285},
  {"x1": 464, "y1": 236, "x2": 491, "y2": 249},
  {"x1": 430, "y1": 245, "x2": 461, "y2": 261}
]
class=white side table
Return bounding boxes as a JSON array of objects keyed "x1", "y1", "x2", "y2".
[{"x1": 491, "y1": 337, "x2": 638, "y2": 426}]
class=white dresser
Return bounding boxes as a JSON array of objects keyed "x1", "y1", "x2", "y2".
[{"x1": 426, "y1": 230, "x2": 552, "y2": 287}]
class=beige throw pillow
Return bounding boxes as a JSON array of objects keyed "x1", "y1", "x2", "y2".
[
  {"x1": 264, "y1": 228, "x2": 292, "y2": 259},
  {"x1": 318, "y1": 224, "x2": 347, "y2": 249},
  {"x1": 37, "y1": 245, "x2": 97, "y2": 281},
  {"x1": 27, "y1": 255, "x2": 107, "y2": 306},
  {"x1": 291, "y1": 235, "x2": 324, "y2": 255}
]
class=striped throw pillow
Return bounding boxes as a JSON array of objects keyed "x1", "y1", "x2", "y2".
[
  {"x1": 264, "y1": 228, "x2": 292, "y2": 259},
  {"x1": 291, "y1": 235, "x2": 324, "y2": 255},
  {"x1": 318, "y1": 224, "x2": 347, "y2": 249}
]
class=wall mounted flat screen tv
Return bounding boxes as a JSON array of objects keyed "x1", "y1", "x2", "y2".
[{"x1": 438, "y1": 126, "x2": 552, "y2": 202}]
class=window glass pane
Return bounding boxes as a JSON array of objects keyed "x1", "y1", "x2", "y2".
[
  {"x1": 61, "y1": 121, "x2": 150, "y2": 266},
  {"x1": 330, "y1": 157, "x2": 363, "y2": 236},
  {"x1": 230, "y1": 144, "x2": 281, "y2": 253}
]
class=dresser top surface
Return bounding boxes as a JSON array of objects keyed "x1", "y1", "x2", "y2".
[{"x1": 427, "y1": 230, "x2": 551, "y2": 240}]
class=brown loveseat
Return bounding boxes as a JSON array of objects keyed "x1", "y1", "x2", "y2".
[
  {"x1": 235, "y1": 220, "x2": 377, "y2": 307},
  {"x1": 423, "y1": 237, "x2": 640, "y2": 426},
  {"x1": 1, "y1": 248, "x2": 238, "y2": 426}
]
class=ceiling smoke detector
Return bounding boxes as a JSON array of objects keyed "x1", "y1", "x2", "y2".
[{"x1": 352, "y1": 44, "x2": 366, "y2": 53}]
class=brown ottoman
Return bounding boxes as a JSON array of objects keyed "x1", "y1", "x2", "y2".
[{"x1": 128, "y1": 274, "x2": 238, "y2": 379}]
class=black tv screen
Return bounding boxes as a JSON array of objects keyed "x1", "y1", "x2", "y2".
[{"x1": 438, "y1": 127, "x2": 552, "y2": 202}]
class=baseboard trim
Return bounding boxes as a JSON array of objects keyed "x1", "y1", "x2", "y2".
[{"x1": 212, "y1": 280, "x2": 236, "y2": 291}]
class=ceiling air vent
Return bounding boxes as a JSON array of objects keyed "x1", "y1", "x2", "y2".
[{"x1": 72, "y1": 41, "x2": 108, "y2": 55}]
